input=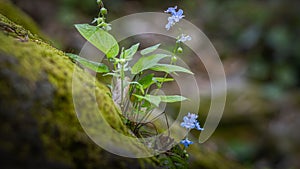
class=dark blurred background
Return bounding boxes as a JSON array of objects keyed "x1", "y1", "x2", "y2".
[{"x1": 6, "y1": 0, "x2": 300, "y2": 168}]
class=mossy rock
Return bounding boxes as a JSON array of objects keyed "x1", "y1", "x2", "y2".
[
  {"x1": 0, "y1": 13, "x2": 156, "y2": 169},
  {"x1": 0, "y1": 0, "x2": 43, "y2": 38},
  {"x1": 0, "y1": 8, "x2": 247, "y2": 168}
]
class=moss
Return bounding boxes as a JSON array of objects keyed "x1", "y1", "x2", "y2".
[
  {"x1": 0, "y1": 14, "x2": 155, "y2": 169},
  {"x1": 0, "y1": 13, "x2": 40, "y2": 41},
  {"x1": 0, "y1": 0, "x2": 42, "y2": 37}
]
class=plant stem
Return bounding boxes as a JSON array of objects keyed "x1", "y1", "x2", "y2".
[
  {"x1": 120, "y1": 63, "x2": 125, "y2": 112},
  {"x1": 164, "y1": 112, "x2": 170, "y2": 137}
]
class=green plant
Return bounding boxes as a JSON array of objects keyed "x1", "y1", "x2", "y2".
[{"x1": 67, "y1": 1, "x2": 203, "y2": 167}]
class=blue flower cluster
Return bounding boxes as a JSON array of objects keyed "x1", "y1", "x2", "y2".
[
  {"x1": 177, "y1": 34, "x2": 192, "y2": 43},
  {"x1": 164, "y1": 6, "x2": 185, "y2": 30},
  {"x1": 180, "y1": 112, "x2": 203, "y2": 148},
  {"x1": 181, "y1": 112, "x2": 204, "y2": 131},
  {"x1": 180, "y1": 138, "x2": 193, "y2": 148},
  {"x1": 163, "y1": 8, "x2": 201, "y2": 148}
]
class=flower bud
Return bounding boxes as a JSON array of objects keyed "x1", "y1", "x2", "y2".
[
  {"x1": 177, "y1": 47, "x2": 183, "y2": 53},
  {"x1": 119, "y1": 59, "x2": 126, "y2": 64},
  {"x1": 171, "y1": 56, "x2": 177, "y2": 63},
  {"x1": 97, "y1": 0, "x2": 102, "y2": 5},
  {"x1": 114, "y1": 58, "x2": 120, "y2": 64},
  {"x1": 101, "y1": 7, "x2": 108, "y2": 15}
]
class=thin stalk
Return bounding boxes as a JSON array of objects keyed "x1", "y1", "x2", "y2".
[
  {"x1": 135, "y1": 101, "x2": 142, "y2": 122},
  {"x1": 135, "y1": 87, "x2": 151, "y2": 123},
  {"x1": 129, "y1": 101, "x2": 138, "y2": 119},
  {"x1": 124, "y1": 74, "x2": 138, "y2": 117},
  {"x1": 156, "y1": 42, "x2": 179, "y2": 91},
  {"x1": 120, "y1": 63, "x2": 125, "y2": 112},
  {"x1": 139, "y1": 107, "x2": 154, "y2": 123},
  {"x1": 164, "y1": 112, "x2": 170, "y2": 137},
  {"x1": 148, "y1": 41, "x2": 180, "y2": 124},
  {"x1": 149, "y1": 111, "x2": 165, "y2": 123}
]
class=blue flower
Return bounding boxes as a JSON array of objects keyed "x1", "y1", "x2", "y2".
[
  {"x1": 180, "y1": 138, "x2": 193, "y2": 148},
  {"x1": 195, "y1": 122, "x2": 204, "y2": 131},
  {"x1": 180, "y1": 112, "x2": 203, "y2": 131},
  {"x1": 172, "y1": 9, "x2": 184, "y2": 22},
  {"x1": 165, "y1": 17, "x2": 175, "y2": 30},
  {"x1": 165, "y1": 6, "x2": 177, "y2": 15},
  {"x1": 180, "y1": 112, "x2": 197, "y2": 129},
  {"x1": 177, "y1": 34, "x2": 192, "y2": 43},
  {"x1": 164, "y1": 6, "x2": 185, "y2": 30}
]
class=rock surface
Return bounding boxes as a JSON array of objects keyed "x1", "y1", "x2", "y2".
[{"x1": 0, "y1": 5, "x2": 246, "y2": 168}]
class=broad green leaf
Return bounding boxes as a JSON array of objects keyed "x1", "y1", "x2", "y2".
[
  {"x1": 153, "y1": 77, "x2": 174, "y2": 83},
  {"x1": 131, "y1": 54, "x2": 170, "y2": 74},
  {"x1": 75, "y1": 24, "x2": 119, "y2": 59},
  {"x1": 138, "y1": 74, "x2": 154, "y2": 89},
  {"x1": 133, "y1": 94, "x2": 188, "y2": 107},
  {"x1": 150, "y1": 64, "x2": 194, "y2": 74},
  {"x1": 140, "y1": 44, "x2": 160, "y2": 55},
  {"x1": 122, "y1": 43, "x2": 139, "y2": 60},
  {"x1": 137, "y1": 76, "x2": 173, "y2": 90},
  {"x1": 66, "y1": 53, "x2": 109, "y2": 73},
  {"x1": 160, "y1": 95, "x2": 188, "y2": 103},
  {"x1": 133, "y1": 94, "x2": 161, "y2": 107}
]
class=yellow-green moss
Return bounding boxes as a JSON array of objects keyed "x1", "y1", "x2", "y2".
[
  {"x1": 0, "y1": 13, "x2": 155, "y2": 168},
  {"x1": 0, "y1": 0, "x2": 42, "y2": 37},
  {"x1": 0, "y1": 13, "x2": 40, "y2": 41}
]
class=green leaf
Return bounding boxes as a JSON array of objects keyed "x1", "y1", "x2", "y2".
[
  {"x1": 160, "y1": 95, "x2": 188, "y2": 103},
  {"x1": 137, "y1": 76, "x2": 174, "y2": 90},
  {"x1": 140, "y1": 44, "x2": 160, "y2": 55},
  {"x1": 153, "y1": 77, "x2": 174, "y2": 83},
  {"x1": 138, "y1": 74, "x2": 154, "y2": 89},
  {"x1": 131, "y1": 54, "x2": 170, "y2": 74},
  {"x1": 150, "y1": 64, "x2": 194, "y2": 74},
  {"x1": 66, "y1": 53, "x2": 109, "y2": 73},
  {"x1": 133, "y1": 94, "x2": 161, "y2": 107},
  {"x1": 133, "y1": 94, "x2": 188, "y2": 107},
  {"x1": 75, "y1": 24, "x2": 119, "y2": 59},
  {"x1": 122, "y1": 43, "x2": 139, "y2": 60},
  {"x1": 141, "y1": 100, "x2": 151, "y2": 108},
  {"x1": 128, "y1": 81, "x2": 144, "y2": 94},
  {"x1": 103, "y1": 72, "x2": 120, "y2": 77}
]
